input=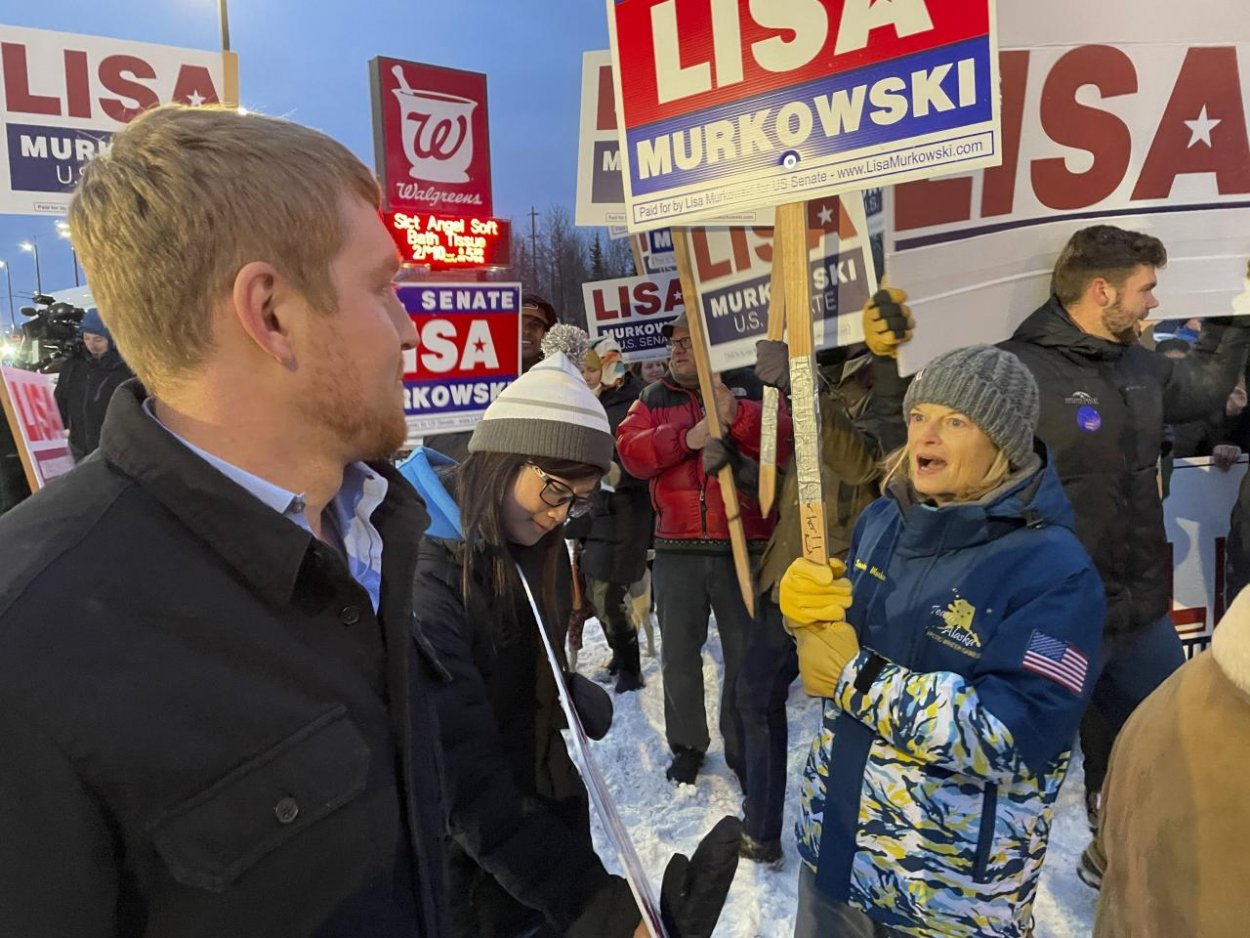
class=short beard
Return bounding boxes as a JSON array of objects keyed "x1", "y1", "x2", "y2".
[
  {"x1": 1101, "y1": 300, "x2": 1140, "y2": 344},
  {"x1": 300, "y1": 327, "x2": 407, "y2": 462}
]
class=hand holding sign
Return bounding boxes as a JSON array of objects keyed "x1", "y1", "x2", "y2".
[{"x1": 711, "y1": 375, "x2": 738, "y2": 425}]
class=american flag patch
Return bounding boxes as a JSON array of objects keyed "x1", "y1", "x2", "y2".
[{"x1": 1022, "y1": 631, "x2": 1089, "y2": 696}]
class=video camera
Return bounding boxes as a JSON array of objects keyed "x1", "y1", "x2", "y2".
[{"x1": 19, "y1": 293, "x2": 85, "y2": 371}]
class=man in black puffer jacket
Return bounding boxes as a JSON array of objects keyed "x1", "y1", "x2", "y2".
[{"x1": 1000, "y1": 226, "x2": 1250, "y2": 868}]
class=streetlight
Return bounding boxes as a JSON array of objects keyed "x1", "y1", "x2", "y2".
[
  {"x1": 56, "y1": 221, "x2": 80, "y2": 287},
  {"x1": 0, "y1": 260, "x2": 13, "y2": 330},
  {"x1": 19, "y1": 238, "x2": 41, "y2": 296}
]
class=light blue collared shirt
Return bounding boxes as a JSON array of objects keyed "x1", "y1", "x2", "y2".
[{"x1": 143, "y1": 400, "x2": 388, "y2": 611}]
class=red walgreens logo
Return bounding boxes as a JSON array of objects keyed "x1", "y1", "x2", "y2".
[{"x1": 369, "y1": 56, "x2": 493, "y2": 216}]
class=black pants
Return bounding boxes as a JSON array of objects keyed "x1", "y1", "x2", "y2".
[
  {"x1": 738, "y1": 595, "x2": 798, "y2": 842},
  {"x1": 653, "y1": 550, "x2": 752, "y2": 775},
  {"x1": 587, "y1": 577, "x2": 641, "y2": 676},
  {"x1": 1080, "y1": 613, "x2": 1185, "y2": 795}
]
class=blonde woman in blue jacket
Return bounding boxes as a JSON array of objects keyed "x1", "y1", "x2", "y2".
[{"x1": 781, "y1": 346, "x2": 1104, "y2": 938}]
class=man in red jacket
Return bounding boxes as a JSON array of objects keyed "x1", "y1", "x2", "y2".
[{"x1": 617, "y1": 313, "x2": 791, "y2": 785}]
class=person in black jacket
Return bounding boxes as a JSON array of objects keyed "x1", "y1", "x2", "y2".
[
  {"x1": 999, "y1": 225, "x2": 1250, "y2": 884},
  {"x1": 580, "y1": 335, "x2": 652, "y2": 693},
  {"x1": 410, "y1": 351, "x2": 740, "y2": 938},
  {"x1": 53, "y1": 306, "x2": 134, "y2": 462},
  {"x1": 0, "y1": 105, "x2": 450, "y2": 937}
]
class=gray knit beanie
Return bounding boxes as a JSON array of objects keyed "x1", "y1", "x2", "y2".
[
  {"x1": 468, "y1": 351, "x2": 615, "y2": 473},
  {"x1": 902, "y1": 345, "x2": 1039, "y2": 468}
]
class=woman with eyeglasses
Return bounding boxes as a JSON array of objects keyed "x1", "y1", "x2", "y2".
[{"x1": 406, "y1": 351, "x2": 741, "y2": 938}]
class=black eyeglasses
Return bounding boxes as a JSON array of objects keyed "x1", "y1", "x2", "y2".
[
  {"x1": 528, "y1": 464, "x2": 595, "y2": 518},
  {"x1": 670, "y1": 337, "x2": 694, "y2": 351}
]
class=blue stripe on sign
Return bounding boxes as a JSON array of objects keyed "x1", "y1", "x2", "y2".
[{"x1": 627, "y1": 36, "x2": 993, "y2": 195}]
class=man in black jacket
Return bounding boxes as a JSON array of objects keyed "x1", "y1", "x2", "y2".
[
  {"x1": 0, "y1": 105, "x2": 450, "y2": 936},
  {"x1": 53, "y1": 306, "x2": 135, "y2": 462},
  {"x1": 1000, "y1": 225, "x2": 1250, "y2": 883}
]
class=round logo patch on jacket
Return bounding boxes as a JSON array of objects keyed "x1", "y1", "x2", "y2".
[{"x1": 1076, "y1": 406, "x2": 1102, "y2": 432}]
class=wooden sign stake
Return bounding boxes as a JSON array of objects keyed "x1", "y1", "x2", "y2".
[{"x1": 774, "y1": 201, "x2": 828, "y2": 564}]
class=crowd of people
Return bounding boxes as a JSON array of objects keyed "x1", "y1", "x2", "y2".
[{"x1": 1, "y1": 103, "x2": 1248, "y2": 938}]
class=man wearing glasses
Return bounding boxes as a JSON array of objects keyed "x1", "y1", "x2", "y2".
[{"x1": 617, "y1": 313, "x2": 791, "y2": 785}]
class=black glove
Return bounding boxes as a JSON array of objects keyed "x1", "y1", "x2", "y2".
[
  {"x1": 702, "y1": 437, "x2": 736, "y2": 476},
  {"x1": 703, "y1": 438, "x2": 761, "y2": 496},
  {"x1": 754, "y1": 339, "x2": 790, "y2": 392},
  {"x1": 660, "y1": 816, "x2": 742, "y2": 938}
]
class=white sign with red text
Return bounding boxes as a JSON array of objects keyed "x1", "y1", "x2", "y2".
[
  {"x1": 583, "y1": 271, "x2": 684, "y2": 364},
  {"x1": 1166, "y1": 456, "x2": 1249, "y2": 657},
  {"x1": 691, "y1": 190, "x2": 884, "y2": 372},
  {"x1": 576, "y1": 49, "x2": 770, "y2": 230},
  {"x1": 0, "y1": 366, "x2": 73, "y2": 488},
  {"x1": 888, "y1": 31, "x2": 1250, "y2": 374},
  {"x1": 605, "y1": 0, "x2": 1001, "y2": 231},
  {"x1": 0, "y1": 25, "x2": 227, "y2": 215}
]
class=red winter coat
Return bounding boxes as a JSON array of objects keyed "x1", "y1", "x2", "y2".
[{"x1": 616, "y1": 370, "x2": 790, "y2": 543}]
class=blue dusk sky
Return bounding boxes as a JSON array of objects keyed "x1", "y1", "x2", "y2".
[{"x1": 0, "y1": 0, "x2": 613, "y2": 323}]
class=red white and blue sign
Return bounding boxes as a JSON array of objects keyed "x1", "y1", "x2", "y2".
[
  {"x1": 606, "y1": 0, "x2": 1002, "y2": 230},
  {"x1": 582, "y1": 271, "x2": 684, "y2": 363},
  {"x1": 0, "y1": 25, "x2": 228, "y2": 215},
  {"x1": 399, "y1": 282, "x2": 521, "y2": 437}
]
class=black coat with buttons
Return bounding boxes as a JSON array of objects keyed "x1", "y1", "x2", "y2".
[
  {"x1": 0, "y1": 380, "x2": 450, "y2": 937},
  {"x1": 1001, "y1": 298, "x2": 1250, "y2": 635}
]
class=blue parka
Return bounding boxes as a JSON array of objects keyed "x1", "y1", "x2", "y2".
[{"x1": 797, "y1": 447, "x2": 1104, "y2": 938}]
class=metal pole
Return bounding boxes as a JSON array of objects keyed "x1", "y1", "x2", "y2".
[
  {"x1": 218, "y1": 0, "x2": 231, "y2": 52},
  {"x1": 29, "y1": 240, "x2": 42, "y2": 295},
  {"x1": 71, "y1": 246, "x2": 80, "y2": 287},
  {"x1": 1, "y1": 263, "x2": 13, "y2": 330},
  {"x1": 528, "y1": 206, "x2": 539, "y2": 287}
]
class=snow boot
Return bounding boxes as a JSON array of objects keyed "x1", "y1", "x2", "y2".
[
  {"x1": 739, "y1": 833, "x2": 783, "y2": 870},
  {"x1": 666, "y1": 747, "x2": 704, "y2": 785},
  {"x1": 614, "y1": 668, "x2": 645, "y2": 694},
  {"x1": 1077, "y1": 841, "x2": 1105, "y2": 891}
]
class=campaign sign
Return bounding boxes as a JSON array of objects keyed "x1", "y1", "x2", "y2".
[
  {"x1": 370, "y1": 57, "x2": 493, "y2": 216},
  {"x1": 0, "y1": 366, "x2": 73, "y2": 488},
  {"x1": 1165, "y1": 456, "x2": 1249, "y2": 658},
  {"x1": 0, "y1": 26, "x2": 226, "y2": 215},
  {"x1": 576, "y1": 50, "x2": 627, "y2": 226},
  {"x1": 578, "y1": 49, "x2": 773, "y2": 230},
  {"x1": 639, "y1": 227, "x2": 677, "y2": 274},
  {"x1": 583, "y1": 271, "x2": 683, "y2": 363},
  {"x1": 692, "y1": 189, "x2": 884, "y2": 372},
  {"x1": 399, "y1": 283, "x2": 521, "y2": 437},
  {"x1": 606, "y1": 0, "x2": 1002, "y2": 231},
  {"x1": 887, "y1": 37, "x2": 1250, "y2": 375},
  {"x1": 384, "y1": 211, "x2": 512, "y2": 270}
]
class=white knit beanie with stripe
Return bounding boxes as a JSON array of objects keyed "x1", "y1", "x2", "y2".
[{"x1": 468, "y1": 352, "x2": 615, "y2": 473}]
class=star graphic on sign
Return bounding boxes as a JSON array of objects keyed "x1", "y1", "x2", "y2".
[
  {"x1": 186, "y1": 90, "x2": 207, "y2": 107},
  {"x1": 817, "y1": 204, "x2": 834, "y2": 227},
  {"x1": 1184, "y1": 105, "x2": 1221, "y2": 148},
  {"x1": 474, "y1": 338, "x2": 486, "y2": 352}
]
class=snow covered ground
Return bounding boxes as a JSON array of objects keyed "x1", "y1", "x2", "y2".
[{"x1": 572, "y1": 614, "x2": 1100, "y2": 937}]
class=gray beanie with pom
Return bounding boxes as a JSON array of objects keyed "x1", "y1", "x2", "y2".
[{"x1": 902, "y1": 345, "x2": 1040, "y2": 468}]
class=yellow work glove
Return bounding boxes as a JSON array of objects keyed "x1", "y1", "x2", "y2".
[
  {"x1": 863, "y1": 285, "x2": 914, "y2": 359},
  {"x1": 779, "y1": 557, "x2": 853, "y2": 626},
  {"x1": 794, "y1": 622, "x2": 861, "y2": 697}
]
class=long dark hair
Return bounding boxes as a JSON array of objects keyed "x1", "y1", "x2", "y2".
[{"x1": 450, "y1": 450, "x2": 602, "y2": 637}]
